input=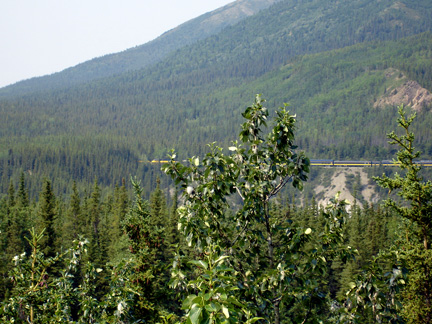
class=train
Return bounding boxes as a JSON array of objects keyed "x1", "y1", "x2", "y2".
[
  {"x1": 149, "y1": 160, "x2": 171, "y2": 164},
  {"x1": 143, "y1": 159, "x2": 432, "y2": 167},
  {"x1": 309, "y1": 159, "x2": 432, "y2": 167}
]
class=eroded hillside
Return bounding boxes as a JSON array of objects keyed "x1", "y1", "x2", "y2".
[
  {"x1": 314, "y1": 168, "x2": 379, "y2": 208},
  {"x1": 374, "y1": 69, "x2": 432, "y2": 111}
]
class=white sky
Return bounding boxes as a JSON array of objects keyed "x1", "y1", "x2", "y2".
[{"x1": 0, "y1": 0, "x2": 234, "y2": 88}]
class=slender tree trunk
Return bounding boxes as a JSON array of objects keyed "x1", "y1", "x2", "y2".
[
  {"x1": 274, "y1": 299, "x2": 281, "y2": 324},
  {"x1": 30, "y1": 240, "x2": 37, "y2": 323},
  {"x1": 265, "y1": 203, "x2": 280, "y2": 324}
]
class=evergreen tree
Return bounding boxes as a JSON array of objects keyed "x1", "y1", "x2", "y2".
[
  {"x1": 364, "y1": 203, "x2": 387, "y2": 258},
  {"x1": 344, "y1": 106, "x2": 432, "y2": 323},
  {"x1": 38, "y1": 179, "x2": 57, "y2": 258},
  {"x1": 0, "y1": 195, "x2": 8, "y2": 299},
  {"x1": 85, "y1": 179, "x2": 110, "y2": 298},
  {"x1": 87, "y1": 179, "x2": 107, "y2": 268},
  {"x1": 165, "y1": 186, "x2": 181, "y2": 258},
  {"x1": 375, "y1": 105, "x2": 432, "y2": 323},
  {"x1": 16, "y1": 172, "x2": 29, "y2": 208},
  {"x1": 148, "y1": 177, "x2": 172, "y2": 277},
  {"x1": 61, "y1": 181, "x2": 82, "y2": 249},
  {"x1": 113, "y1": 181, "x2": 129, "y2": 235},
  {"x1": 108, "y1": 180, "x2": 130, "y2": 260},
  {"x1": 149, "y1": 177, "x2": 167, "y2": 228},
  {"x1": 7, "y1": 180, "x2": 15, "y2": 212},
  {"x1": 337, "y1": 199, "x2": 363, "y2": 300},
  {"x1": 1, "y1": 183, "x2": 28, "y2": 300},
  {"x1": 122, "y1": 178, "x2": 176, "y2": 321}
]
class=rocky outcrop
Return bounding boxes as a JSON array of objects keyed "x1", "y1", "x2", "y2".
[
  {"x1": 374, "y1": 74, "x2": 432, "y2": 111},
  {"x1": 314, "y1": 168, "x2": 379, "y2": 209}
]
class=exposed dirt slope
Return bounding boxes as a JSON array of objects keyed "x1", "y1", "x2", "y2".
[
  {"x1": 314, "y1": 168, "x2": 378, "y2": 209},
  {"x1": 374, "y1": 69, "x2": 432, "y2": 111}
]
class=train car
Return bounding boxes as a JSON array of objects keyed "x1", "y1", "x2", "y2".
[
  {"x1": 310, "y1": 159, "x2": 334, "y2": 166},
  {"x1": 333, "y1": 161, "x2": 372, "y2": 167},
  {"x1": 417, "y1": 160, "x2": 432, "y2": 167},
  {"x1": 150, "y1": 159, "x2": 170, "y2": 164},
  {"x1": 380, "y1": 160, "x2": 394, "y2": 166}
]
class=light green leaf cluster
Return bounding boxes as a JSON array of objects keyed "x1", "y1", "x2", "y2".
[
  {"x1": 0, "y1": 228, "x2": 140, "y2": 323},
  {"x1": 163, "y1": 96, "x2": 355, "y2": 323}
]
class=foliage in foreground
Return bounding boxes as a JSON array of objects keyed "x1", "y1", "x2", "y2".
[
  {"x1": 163, "y1": 95, "x2": 356, "y2": 323},
  {"x1": 1, "y1": 228, "x2": 140, "y2": 323}
]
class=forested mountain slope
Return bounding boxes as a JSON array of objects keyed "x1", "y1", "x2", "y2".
[
  {"x1": 0, "y1": 0, "x2": 281, "y2": 97},
  {"x1": 1, "y1": 0, "x2": 432, "y2": 197}
]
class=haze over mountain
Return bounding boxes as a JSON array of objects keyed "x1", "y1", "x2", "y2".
[
  {"x1": 1, "y1": 0, "x2": 432, "y2": 197},
  {"x1": 0, "y1": 0, "x2": 281, "y2": 97}
]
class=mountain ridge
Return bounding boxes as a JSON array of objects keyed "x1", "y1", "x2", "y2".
[{"x1": 0, "y1": 0, "x2": 281, "y2": 97}]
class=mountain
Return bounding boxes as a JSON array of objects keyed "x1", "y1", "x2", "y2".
[
  {"x1": 1, "y1": 0, "x2": 432, "y2": 197},
  {"x1": 0, "y1": 0, "x2": 281, "y2": 97}
]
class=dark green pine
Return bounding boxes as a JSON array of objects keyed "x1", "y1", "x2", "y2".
[{"x1": 38, "y1": 179, "x2": 57, "y2": 258}]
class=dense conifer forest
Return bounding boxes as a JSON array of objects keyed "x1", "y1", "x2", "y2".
[
  {"x1": 1, "y1": 0, "x2": 432, "y2": 322},
  {"x1": 1, "y1": 98, "x2": 431, "y2": 323}
]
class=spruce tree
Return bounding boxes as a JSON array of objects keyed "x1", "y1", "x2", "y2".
[
  {"x1": 165, "y1": 186, "x2": 180, "y2": 256},
  {"x1": 364, "y1": 203, "x2": 387, "y2": 258},
  {"x1": 7, "y1": 180, "x2": 15, "y2": 212},
  {"x1": 62, "y1": 181, "x2": 82, "y2": 249},
  {"x1": 149, "y1": 177, "x2": 167, "y2": 228},
  {"x1": 108, "y1": 180, "x2": 129, "y2": 260},
  {"x1": 87, "y1": 179, "x2": 107, "y2": 268},
  {"x1": 337, "y1": 199, "x2": 363, "y2": 300},
  {"x1": 1, "y1": 184, "x2": 26, "y2": 300},
  {"x1": 0, "y1": 196, "x2": 8, "y2": 299},
  {"x1": 113, "y1": 181, "x2": 129, "y2": 235},
  {"x1": 38, "y1": 179, "x2": 57, "y2": 258},
  {"x1": 16, "y1": 171, "x2": 29, "y2": 208},
  {"x1": 374, "y1": 105, "x2": 432, "y2": 323},
  {"x1": 122, "y1": 178, "x2": 174, "y2": 321},
  {"x1": 85, "y1": 179, "x2": 109, "y2": 298}
]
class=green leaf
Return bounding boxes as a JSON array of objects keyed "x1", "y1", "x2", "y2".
[
  {"x1": 189, "y1": 260, "x2": 208, "y2": 270},
  {"x1": 205, "y1": 302, "x2": 220, "y2": 313},
  {"x1": 222, "y1": 305, "x2": 230, "y2": 318},
  {"x1": 227, "y1": 297, "x2": 245, "y2": 308},
  {"x1": 214, "y1": 255, "x2": 229, "y2": 265},
  {"x1": 182, "y1": 294, "x2": 198, "y2": 309},
  {"x1": 189, "y1": 304, "x2": 203, "y2": 324},
  {"x1": 220, "y1": 292, "x2": 228, "y2": 301}
]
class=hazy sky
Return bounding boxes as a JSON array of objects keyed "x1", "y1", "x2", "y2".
[{"x1": 0, "y1": 0, "x2": 234, "y2": 88}]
